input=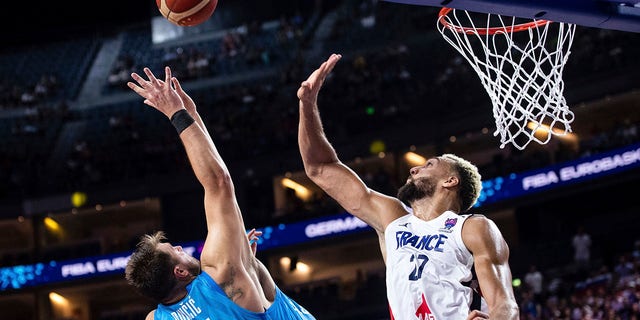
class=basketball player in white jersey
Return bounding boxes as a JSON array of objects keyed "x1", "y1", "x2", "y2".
[{"x1": 297, "y1": 53, "x2": 519, "y2": 320}]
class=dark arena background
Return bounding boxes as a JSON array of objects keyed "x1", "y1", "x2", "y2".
[{"x1": 1, "y1": 0, "x2": 640, "y2": 319}]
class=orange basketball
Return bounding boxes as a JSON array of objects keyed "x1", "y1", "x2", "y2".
[{"x1": 156, "y1": 0, "x2": 218, "y2": 27}]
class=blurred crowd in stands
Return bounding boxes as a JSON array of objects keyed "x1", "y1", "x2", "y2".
[{"x1": 515, "y1": 238, "x2": 640, "y2": 319}]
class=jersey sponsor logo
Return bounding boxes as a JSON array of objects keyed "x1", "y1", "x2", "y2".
[
  {"x1": 395, "y1": 231, "x2": 448, "y2": 252},
  {"x1": 438, "y1": 217, "x2": 457, "y2": 233}
]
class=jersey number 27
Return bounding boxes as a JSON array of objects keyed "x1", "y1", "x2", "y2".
[{"x1": 409, "y1": 254, "x2": 429, "y2": 281}]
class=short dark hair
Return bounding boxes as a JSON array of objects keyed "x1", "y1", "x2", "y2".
[
  {"x1": 441, "y1": 154, "x2": 482, "y2": 212},
  {"x1": 125, "y1": 231, "x2": 177, "y2": 302}
]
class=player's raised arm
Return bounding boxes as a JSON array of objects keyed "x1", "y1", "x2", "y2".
[
  {"x1": 297, "y1": 54, "x2": 406, "y2": 233},
  {"x1": 127, "y1": 67, "x2": 249, "y2": 269},
  {"x1": 171, "y1": 74, "x2": 212, "y2": 144}
]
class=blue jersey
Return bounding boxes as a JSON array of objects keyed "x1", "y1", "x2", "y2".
[{"x1": 154, "y1": 272, "x2": 315, "y2": 320}]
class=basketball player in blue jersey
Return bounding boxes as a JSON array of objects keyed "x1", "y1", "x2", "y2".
[
  {"x1": 297, "y1": 54, "x2": 519, "y2": 320},
  {"x1": 125, "y1": 66, "x2": 316, "y2": 320}
]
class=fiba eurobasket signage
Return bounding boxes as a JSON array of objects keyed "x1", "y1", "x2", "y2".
[
  {"x1": 0, "y1": 214, "x2": 370, "y2": 292},
  {"x1": 3, "y1": 143, "x2": 638, "y2": 291},
  {"x1": 0, "y1": 243, "x2": 201, "y2": 291},
  {"x1": 476, "y1": 142, "x2": 640, "y2": 206},
  {"x1": 251, "y1": 213, "x2": 371, "y2": 251}
]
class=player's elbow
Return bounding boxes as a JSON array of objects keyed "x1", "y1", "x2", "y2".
[
  {"x1": 304, "y1": 163, "x2": 324, "y2": 180},
  {"x1": 201, "y1": 171, "x2": 234, "y2": 193},
  {"x1": 491, "y1": 296, "x2": 520, "y2": 319},
  {"x1": 304, "y1": 164, "x2": 336, "y2": 193},
  {"x1": 504, "y1": 302, "x2": 520, "y2": 320}
]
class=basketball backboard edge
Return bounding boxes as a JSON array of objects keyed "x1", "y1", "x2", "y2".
[{"x1": 383, "y1": 0, "x2": 640, "y2": 33}]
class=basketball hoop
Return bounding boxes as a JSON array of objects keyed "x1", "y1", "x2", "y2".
[{"x1": 438, "y1": 8, "x2": 576, "y2": 150}]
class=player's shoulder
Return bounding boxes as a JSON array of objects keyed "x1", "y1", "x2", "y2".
[
  {"x1": 459, "y1": 212, "x2": 485, "y2": 222},
  {"x1": 145, "y1": 310, "x2": 155, "y2": 320},
  {"x1": 461, "y1": 213, "x2": 498, "y2": 232}
]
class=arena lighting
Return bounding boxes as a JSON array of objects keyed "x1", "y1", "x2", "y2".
[
  {"x1": 44, "y1": 217, "x2": 60, "y2": 232},
  {"x1": 280, "y1": 257, "x2": 292, "y2": 270},
  {"x1": 404, "y1": 151, "x2": 427, "y2": 166},
  {"x1": 49, "y1": 292, "x2": 69, "y2": 305},
  {"x1": 281, "y1": 178, "x2": 312, "y2": 201},
  {"x1": 280, "y1": 257, "x2": 298, "y2": 272},
  {"x1": 295, "y1": 262, "x2": 311, "y2": 274},
  {"x1": 279, "y1": 256, "x2": 311, "y2": 274},
  {"x1": 70, "y1": 191, "x2": 87, "y2": 208},
  {"x1": 527, "y1": 122, "x2": 578, "y2": 142}
]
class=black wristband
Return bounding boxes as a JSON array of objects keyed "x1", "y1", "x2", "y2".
[{"x1": 170, "y1": 109, "x2": 195, "y2": 135}]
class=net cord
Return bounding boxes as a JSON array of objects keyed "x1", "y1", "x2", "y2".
[{"x1": 438, "y1": 8, "x2": 577, "y2": 150}]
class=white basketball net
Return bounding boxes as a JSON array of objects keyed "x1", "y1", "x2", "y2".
[{"x1": 438, "y1": 8, "x2": 577, "y2": 150}]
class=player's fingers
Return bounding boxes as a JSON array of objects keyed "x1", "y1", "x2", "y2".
[
  {"x1": 143, "y1": 67, "x2": 160, "y2": 85},
  {"x1": 466, "y1": 310, "x2": 489, "y2": 320},
  {"x1": 164, "y1": 66, "x2": 172, "y2": 84},
  {"x1": 126, "y1": 81, "x2": 140, "y2": 91},
  {"x1": 130, "y1": 73, "x2": 148, "y2": 87},
  {"x1": 317, "y1": 54, "x2": 340, "y2": 81},
  {"x1": 142, "y1": 99, "x2": 156, "y2": 108},
  {"x1": 324, "y1": 54, "x2": 341, "y2": 74},
  {"x1": 172, "y1": 77, "x2": 181, "y2": 90},
  {"x1": 305, "y1": 72, "x2": 318, "y2": 86},
  {"x1": 127, "y1": 82, "x2": 148, "y2": 98},
  {"x1": 131, "y1": 72, "x2": 156, "y2": 90},
  {"x1": 172, "y1": 77, "x2": 185, "y2": 96}
]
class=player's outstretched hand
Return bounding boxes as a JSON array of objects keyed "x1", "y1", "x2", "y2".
[
  {"x1": 297, "y1": 53, "x2": 341, "y2": 105},
  {"x1": 128, "y1": 66, "x2": 184, "y2": 119},
  {"x1": 247, "y1": 228, "x2": 263, "y2": 256}
]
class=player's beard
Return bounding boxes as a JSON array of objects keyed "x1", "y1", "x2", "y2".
[
  {"x1": 191, "y1": 259, "x2": 202, "y2": 275},
  {"x1": 185, "y1": 255, "x2": 202, "y2": 275},
  {"x1": 397, "y1": 176, "x2": 436, "y2": 205}
]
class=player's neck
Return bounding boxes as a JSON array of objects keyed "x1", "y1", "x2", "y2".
[
  {"x1": 410, "y1": 195, "x2": 459, "y2": 221},
  {"x1": 160, "y1": 283, "x2": 191, "y2": 305}
]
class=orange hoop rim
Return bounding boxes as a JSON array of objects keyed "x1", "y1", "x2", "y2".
[{"x1": 438, "y1": 7, "x2": 552, "y2": 35}]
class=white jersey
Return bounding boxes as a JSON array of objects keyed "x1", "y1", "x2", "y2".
[{"x1": 385, "y1": 211, "x2": 475, "y2": 320}]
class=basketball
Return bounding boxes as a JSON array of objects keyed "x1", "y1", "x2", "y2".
[{"x1": 156, "y1": 0, "x2": 218, "y2": 27}]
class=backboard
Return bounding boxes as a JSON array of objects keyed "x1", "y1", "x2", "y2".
[{"x1": 383, "y1": 0, "x2": 640, "y2": 33}]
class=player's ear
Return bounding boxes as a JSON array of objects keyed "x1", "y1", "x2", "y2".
[
  {"x1": 443, "y1": 175, "x2": 459, "y2": 188},
  {"x1": 174, "y1": 265, "x2": 191, "y2": 280}
]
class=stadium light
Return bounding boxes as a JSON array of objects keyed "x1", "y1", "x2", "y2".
[{"x1": 281, "y1": 178, "x2": 312, "y2": 201}]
